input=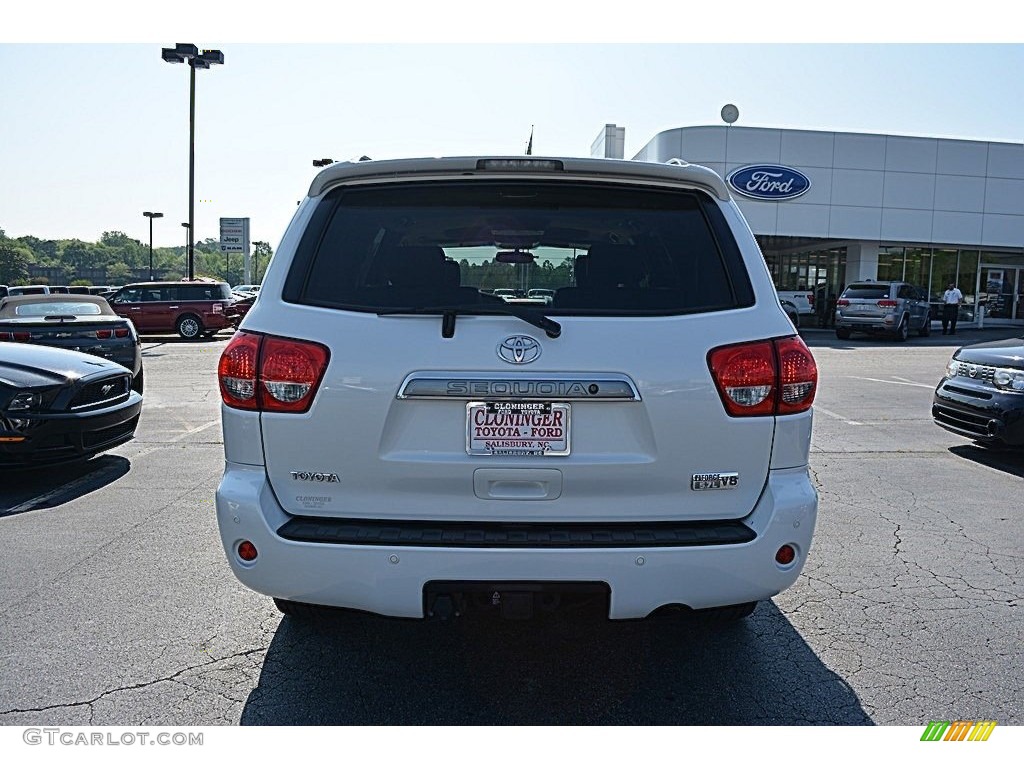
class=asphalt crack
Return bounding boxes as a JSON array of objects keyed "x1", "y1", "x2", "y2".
[{"x1": 0, "y1": 646, "x2": 268, "y2": 720}]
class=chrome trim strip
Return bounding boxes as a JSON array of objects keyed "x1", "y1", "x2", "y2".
[{"x1": 396, "y1": 372, "x2": 641, "y2": 401}]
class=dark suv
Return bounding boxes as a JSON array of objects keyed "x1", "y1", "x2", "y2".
[
  {"x1": 834, "y1": 281, "x2": 931, "y2": 341},
  {"x1": 108, "y1": 281, "x2": 232, "y2": 339}
]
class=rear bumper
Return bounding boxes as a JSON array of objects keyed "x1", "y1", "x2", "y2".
[
  {"x1": 201, "y1": 312, "x2": 231, "y2": 330},
  {"x1": 215, "y1": 462, "x2": 818, "y2": 619},
  {"x1": 835, "y1": 316, "x2": 897, "y2": 334}
]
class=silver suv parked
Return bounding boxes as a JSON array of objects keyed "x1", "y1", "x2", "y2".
[
  {"x1": 215, "y1": 156, "x2": 819, "y2": 624},
  {"x1": 834, "y1": 281, "x2": 931, "y2": 341}
]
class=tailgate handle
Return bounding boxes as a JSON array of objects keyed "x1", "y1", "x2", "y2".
[{"x1": 473, "y1": 469, "x2": 562, "y2": 501}]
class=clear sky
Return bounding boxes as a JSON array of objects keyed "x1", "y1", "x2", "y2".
[{"x1": 3, "y1": 4, "x2": 1023, "y2": 251}]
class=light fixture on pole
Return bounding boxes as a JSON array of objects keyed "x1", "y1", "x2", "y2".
[
  {"x1": 143, "y1": 211, "x2": 164, "y2": 281},
  {"x1": 161, "y1": 43, "x2": 224, "y2": 281}
]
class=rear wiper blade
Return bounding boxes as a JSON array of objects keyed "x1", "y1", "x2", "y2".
[{"x1": 377, "y1": 303, "x2": 561, "y2": 339}]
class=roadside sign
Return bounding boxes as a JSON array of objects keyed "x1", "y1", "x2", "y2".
[{"x1": 219, "y1": 217, "x2": 249, "y2": 253}]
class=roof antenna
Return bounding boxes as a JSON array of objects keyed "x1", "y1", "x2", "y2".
[{"x1": 525, "y1": 125, "x2": 534, "y2": 155}]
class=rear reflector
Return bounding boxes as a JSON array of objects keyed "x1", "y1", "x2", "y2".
[
  {"x1": 237, "y1": 541, "x2": 258, "y2": 562},
  {"x1": 775, "y1": 545, "x2": 796, "y2": 565},
  {"x1": 218, "y1": 331, "x2": 330, "y2": 413},
  {"x1": 708, "y1": 336, "x2": 817, "y2": 417}
]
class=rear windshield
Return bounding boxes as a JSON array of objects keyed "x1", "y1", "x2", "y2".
[
  {"x1": 13, "y1": 302, "x2": 105, "y2": 316},
  {"x1": 285, "y1": 181, "x2": 753, "y2": 315},
  {"x1": 843, "y1": 284, "x2": 891, "y2": 299}
]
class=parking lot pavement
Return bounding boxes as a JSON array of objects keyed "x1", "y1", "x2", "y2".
[{"x1": 0, "y1": 332, "x2": 1021, "y2": 725}]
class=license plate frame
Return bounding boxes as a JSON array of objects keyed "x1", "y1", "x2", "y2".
[{"x1": 466, "y1": 401, "x2": 571, "y2": 457}]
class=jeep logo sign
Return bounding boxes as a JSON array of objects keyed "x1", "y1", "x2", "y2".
[{"x1": 727, "y1": 165, "x2": 811, "y2": 201}]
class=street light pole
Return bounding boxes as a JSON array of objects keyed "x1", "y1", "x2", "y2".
[
  {"x1": 143, "y1": 211, "x2": 163, "y2": 281},
  {"x1": 251, "y1": 241, "x2": 268, "y2": 282},
  {"x1": 180, "y1": 223, "x2": 190, "y2": 278},
  {"x1": 161, "y1": 43, "x2": 224, "y2": 281},
  {"x1": 189, "y1": 63, "x2": 195, "y2": 280}
]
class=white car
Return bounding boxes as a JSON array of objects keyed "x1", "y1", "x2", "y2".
[{"x1": 216, "y1": 156, "x2": 819, "y2": 623}]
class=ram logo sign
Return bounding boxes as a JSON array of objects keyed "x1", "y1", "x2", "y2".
[{"x1": 728, "y1": 165, "x2": 811, "y2": 201}]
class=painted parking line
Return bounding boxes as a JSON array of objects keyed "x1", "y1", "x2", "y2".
[
  {"x1": 130, "y1": 419, "x2": 221, "y2": 460},
  {"x1": 814, "y1": 406, "x2": 863, "y2": 426},
  {"x1": 849, "y1": 376, "x2": 935, "y2": 389},
  {"x1": 1, "y1": 462, "x2": 123, "y2": 517}
]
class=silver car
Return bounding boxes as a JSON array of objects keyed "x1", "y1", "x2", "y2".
[{"x1": 834, "y1": 281, "x2": 931, "y2": 341}]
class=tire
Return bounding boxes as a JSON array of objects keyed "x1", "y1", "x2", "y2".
[
  {"x1": 202, "y1": 330, "x2": 218, "y2": 338},
  {"x1": 176, "y1": 314, "x2": 203, "y2": 340},
  {"x1": 918, "y1": 312, "x2": 931, "y2": 337},
  {"x1": 894, "y1": 315, "x2": 909, "y2": 342},
  {"x1": 695, "y1": 601, "x2": 758, "y2": 623},
  {"x1": 132, "y1": 367, "x2": 144, "y2": 395},
  {"x1": 836, "y1": 328, "x2": 851, "y2": 340}
]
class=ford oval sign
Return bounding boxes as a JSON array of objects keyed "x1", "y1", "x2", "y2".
[{"x1": 727, "y1": 165, "x2": 811, "y2": 201}]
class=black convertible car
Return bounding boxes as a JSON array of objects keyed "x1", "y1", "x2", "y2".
[
  {"x1": 0, "y1": 343, "x2": 143, "y2": 468},
  {"x1": 933, "y1": 337, "x2": 1024, "y2": 449},
  {"x1": 0, "y1": 294, "x2": 143, "y2": 393}
]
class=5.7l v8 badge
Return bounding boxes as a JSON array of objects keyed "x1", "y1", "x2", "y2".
[{"x1": 691, "y1": 472, "x2": 739, "y2": 491}]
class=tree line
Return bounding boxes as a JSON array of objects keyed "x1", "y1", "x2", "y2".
[{"x1": 0, "y1": 225, "x2": 272, "y2": 286}]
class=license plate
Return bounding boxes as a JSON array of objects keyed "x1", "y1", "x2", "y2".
[{"x1": 467, "y1": 401, "x2": 570, "y2": 456}]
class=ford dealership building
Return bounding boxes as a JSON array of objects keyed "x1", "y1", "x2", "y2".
[{"x1": 593, "y1": 124, "x2": 1024, "y2": 325}]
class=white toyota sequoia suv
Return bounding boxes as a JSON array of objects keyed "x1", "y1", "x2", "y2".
[{"x1": 216, "y1": 156, "x2": 819, "y2": 622}]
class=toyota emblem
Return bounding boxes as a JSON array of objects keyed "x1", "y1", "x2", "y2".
[{"x1": 497, "y1": 335, "x2": 542, "y2": 365}]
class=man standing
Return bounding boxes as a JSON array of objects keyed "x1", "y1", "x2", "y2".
[{"x1": 942, "y1": 282, "x2": 964, "y2": 335}]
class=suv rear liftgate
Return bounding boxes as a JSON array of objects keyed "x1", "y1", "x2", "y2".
[{"x1": 216, "y1": 157, "x2": 818, "y2": 621}]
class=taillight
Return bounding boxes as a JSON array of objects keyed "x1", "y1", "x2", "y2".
[
  {"x1": 775, "y1": 336, "x2": 818, "y2": 414},
  {"x1": 260, "y1": 336, "x2": 329, "y2": 413},
  {"x1": 806, "y1": 294, "x2": 815, "y2": 307},
  {"x1": 115, "y1": 327, "x2": 130, "y2": 338},
  {"x1": 218, "y1": 332, "x2": 261, "y2": 410},
  {"x1": 836, "y1": 299, "x2": 850, "y2": 307},
  {"x1": 218, "y1": 331, "x2": 329, "y2": 413},
  {"x1": 707, "y1": 341, "x2": 776, "y2": 417},
  {"x1": 877, "y1": 299, "x2": 897, "y2": 308},
  {"x1": 13, "y1": 332, "x2": 30, "y2": 342},
  {"x1": 0, "y1": 332, "x2": 11, "y2": 341},
  {"x1": 96, "y1": 329, "x2": 113, "y2": 339},
  {"x1": 708, "y1": 336, "x2": 817, "y2": 417}
]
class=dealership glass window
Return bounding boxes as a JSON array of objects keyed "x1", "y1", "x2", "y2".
[
  {"x1": 876, "y1": 247, "x2": 904, "y2": 282},
  {"x1": 904, "y1": 247, "x2": 930, "y2": 289},
  {"x1": 930, "y1": 249, "x2": 958, "y2": 303},
  {"x1": 959, "y1": 251, "x2": 980, "y2": 305}
]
